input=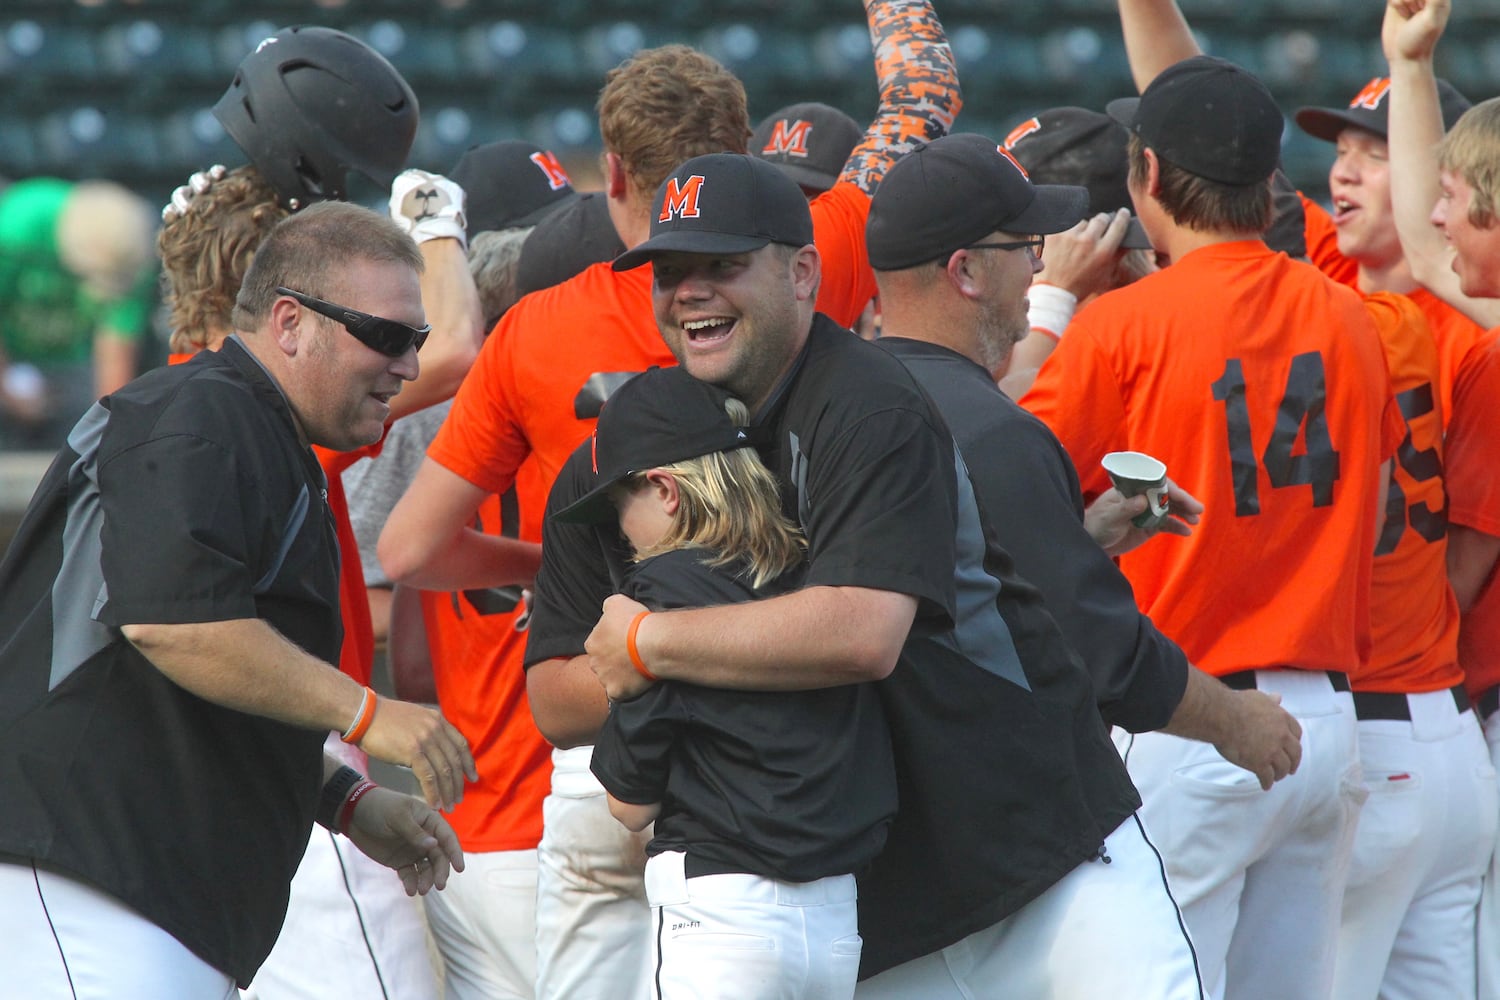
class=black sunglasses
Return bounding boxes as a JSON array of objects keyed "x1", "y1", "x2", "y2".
[
  {"x1": 966, "y1": 235, "x2": 1045, "y2": 259},
  {"x1": 276, "y1": 286, "x2": 430, "y2": 357}
]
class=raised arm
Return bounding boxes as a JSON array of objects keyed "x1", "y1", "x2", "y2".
[
  {"x1": 1117, "y1": 0, "x2": 1202, "y2": 91},
  {"x1": 838, "y1": 0, "x2": 963, "y2": 194},
  {"x1": 386, "y1": 169, "x2": 485, "y2": 420},
  {"x1": 1384, "y1": 0, "x2": 1460, "y2": 301},
  {"x1": 391, "y1": 237, "x2": 484, "y2": 419},
  {"x1": 1383, "y1": 0, "x2": 1500, "y2": 327}
]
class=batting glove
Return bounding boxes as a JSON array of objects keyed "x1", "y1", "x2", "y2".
[
  {"x1": 162, "y1": 164, "x2": 228, "y2": 223},
  {"x1": 390, "y1": 169, "x2": 468, "y2": 250}
]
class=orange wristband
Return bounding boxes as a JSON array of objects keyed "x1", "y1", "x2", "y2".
[
  {"x1": 341, "y1": 686, "x2": 377, "y2": 745},
  {"x1": 626, "y1": 611, "x2": 658, "y2": 682}
]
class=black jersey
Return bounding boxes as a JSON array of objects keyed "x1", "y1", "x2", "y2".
[
  {"x1": 529, "y1": 317, "x2": 1139, "y2": 978},
  {"x1": 881, "y1": 336, "x2": 1189, "y2": 732},
  {"x1": 0, "y1": 338, "x2": 338, "y2": 987},
  {"x1": 591, "y1": 549, "x2": 895, "y2": 883}
]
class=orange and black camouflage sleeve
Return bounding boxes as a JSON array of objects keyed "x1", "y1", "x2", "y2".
[{"x1": 838, "y1": 0, "x2": 962, "y2": 195}]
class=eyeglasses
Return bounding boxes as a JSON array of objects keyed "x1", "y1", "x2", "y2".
[
  {"x1": 966, "y1": 235, "x2": 1045, "y2": 259},
  {"x1": 275, "y1": 286, "x2": 430, "y2": 357}
]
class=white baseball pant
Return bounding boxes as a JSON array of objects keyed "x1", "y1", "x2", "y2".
[
  {"x1": 243, "y1": 737, "x2": 440, "y2": 1000},
  {"x1": 1116, "y1": 668, "x2": 1364, "y2": 1000},
  {"x1": 644, "y1": 850, "x2": 861, "y2": 1000},
  {"x1": 534, "y1": 746, "x2": 654, "y2": 1000},
  {"x1": 854, "y1": 813, "x2": 1203, "y2": 1000},
  {"x1": 1333, "y1": 687, "x2": 1496, "y2": 1000},
  {"x1": 0, "y1": 858, "x2": 237, "y2": 999},
  {"x1": 1478, "y1": 698, "x2": 1500, "y2": 1000},
  {"x1": 422, "y1": 847, "x2": 538, "y2": 1000},
  {"x1": 242, "y1": 824, "x2": 440, "y2": 1000}
]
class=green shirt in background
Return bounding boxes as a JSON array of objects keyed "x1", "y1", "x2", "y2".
[{"x1": 0, "y1": 177, "x2": 154, "y2": 367}]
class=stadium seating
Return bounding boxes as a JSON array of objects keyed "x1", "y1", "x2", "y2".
[{"x1": 0, "y1": 1, "x2": 1496, "y2": 212}]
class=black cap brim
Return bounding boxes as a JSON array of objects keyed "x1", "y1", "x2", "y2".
[
  {"x1": 1106, "y1": 97, "x2": 1139, "y2": 131},
  {"x1": 1293, "y1": 107, "x2": 1383, "y2": 143},
  {"x1": 771, "y1": 163, "x2": 838, "y2": 194},
  {"x1": 510, "y1": 189, "x2": 583, "y2": 230},
  {"x1": 612, "y1": 231, "x2": 774, "y2": 271},
  {"x1": 552, "y1": 480, "x2": 621, "y2": 525},
  {"x1": 1011, "y1": 183, "x2": 1092, "y2": 236},
  {"x1": 1122, "y1": 216, "x2": 1153, "y2": 250}
]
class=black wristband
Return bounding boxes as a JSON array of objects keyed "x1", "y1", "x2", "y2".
[{"x1": 316, "y1": 765, "x2": 364, "y2": 831}]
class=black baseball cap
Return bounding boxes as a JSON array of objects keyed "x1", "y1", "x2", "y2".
[
  {"x1": 612, "y1": 153, "x2": 814, "y2": 272},
  {"x1": 449, "y1": 140, "x2": 581, "y2": 237},
  {"x1": 1107, "y1": 56, "x2": 1283, "y2": 186},
  {"x1": 551, "y1": 367, "x2": 755, "y2": 524},
  {"x1": 516, "y1": 192, "x2": 626, "y2": 297},
  {"x1": 866, "y1": 132, "x2": 1090, "y2": 270},
  {"x1": 1294, "y1": 76, "x2": 1472, "y2": 143},
  {"x1": 1003, "y1": 108, "x2": 1153, "y2": 250},
  {"x1": 751, "y1": 102, "x2": 863, "y2": 194}
]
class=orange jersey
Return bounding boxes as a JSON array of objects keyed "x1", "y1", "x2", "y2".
[
  {"x1": 430, "y1": 261, "x2": 666, "y2": 497},
  {"x1": 423, "y1": 184, "x2": 875, "y2": 845},
  {"x1": 171, "y1": 348, "x2": 377, "y2": 685},
  {"x1": 1021, "y1": 241, "x2": 1403, "y2": 677},
  {"x1": 1406, "y1": 285, "x2": 1490, "y2": 426},
  {"x1": 1301, "y1": 192, "x2": 1487, "y2": 426},
  {"x1": 419, "y1": 479, "x2": 553, "y2": 851},
  {"x1": 1360, "y1": 293, "x2": 1461, "y2": 693},
  {"x1": 807, "y1": 183, "x2": 879, "y2": 326},
  {"x1": 1302, "y1": 194, "x2": 1360, "y2": 288},
  {"x1": 1447, "y1": 331, "x2": 1500, "y2": 696}
]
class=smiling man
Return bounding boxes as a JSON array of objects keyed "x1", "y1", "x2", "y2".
[
  {"x1": 0, "y1": 202, "x2": 474, "y2": 998},
  {"x1": 1296, "y1": 75, "x2": 1483, "y2": 420},
  {"x1": 530, "y1": 151, "x2": 1210, "y2": 999},
  {"x1": 869, "y1": 130, "x2": 1302, "y2": 790},
  {"x1": 377, "y1": 8, "x2": 964, "y2": 995}
]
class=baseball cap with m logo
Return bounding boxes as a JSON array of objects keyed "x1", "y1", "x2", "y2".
[
  {"x1": 659, "y1": 174, "x2": 705, "y2": 222},
  {"x1": 613, "y1": 153, "x2": 814, "y2": 271}
]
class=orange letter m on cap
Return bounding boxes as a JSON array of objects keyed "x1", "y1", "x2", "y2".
[
  {"x1": 1349, "y1": 77, "x2": 1392, "y2": 111},
  {"x1": 659, "y1": 174, "x2": 706, "y2": 222},
  {"x1": 529, "y1": 150, "x2": 573, "y2": 191},
  {"x1": 762, "y1": 119, "x2": 814, "y2": 159}
]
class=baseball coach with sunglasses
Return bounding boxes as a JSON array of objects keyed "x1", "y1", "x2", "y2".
[{"x1": 0, "y1": 201, "x2": 476, "y2": 997}]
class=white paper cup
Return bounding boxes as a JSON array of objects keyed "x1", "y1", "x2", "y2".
[{"x1": 1101, "y1": 451, "x2": 1169, "y2": 529}]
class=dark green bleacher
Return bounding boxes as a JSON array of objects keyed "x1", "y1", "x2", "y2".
[{"x1": 1, "y1": 0, "x2": 1497, "y2": 209}]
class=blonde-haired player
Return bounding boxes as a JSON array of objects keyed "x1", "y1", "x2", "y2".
[{"x1": 555, "y1": 365, "x2": 895, "y2": 1000}]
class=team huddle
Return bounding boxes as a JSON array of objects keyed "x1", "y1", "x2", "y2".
[{"x1": 1, "y1": 0, "x2": 1498, "y2": 998}]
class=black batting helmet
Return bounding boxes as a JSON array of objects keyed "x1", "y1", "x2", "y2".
[{"x1": 212, "y1": 26, "x2": 419, "y2": 210}]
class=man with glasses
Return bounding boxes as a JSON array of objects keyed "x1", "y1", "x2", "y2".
[
  {"x1": 0, "y1": 202, "x2": 475, "y2": 999},
  {"x1": 275, "y1": 286, "x2": 432, "y2": 356},
  {"x1": 870, "y1": 130, "x2": 1301, "y2": 773},
  {"x1": 1021, "y1": 56, "x2": 1403, "y2": 1000},
  {"x1": 851, "y1": 132, "x2": 1309, "y2": 996}
]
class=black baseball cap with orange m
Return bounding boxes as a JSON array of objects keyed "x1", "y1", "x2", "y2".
[{"x1": 612, "y1": 153, "x2": 815, "y2": 271}]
